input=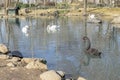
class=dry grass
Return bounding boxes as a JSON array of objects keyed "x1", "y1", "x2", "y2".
[{"x1": 88, "y1": 8, "x2": 120, "y2": 16}]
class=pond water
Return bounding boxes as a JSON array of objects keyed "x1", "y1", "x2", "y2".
[{"x1": 0, "y1": 16, "x2": 120, "y2": 80}]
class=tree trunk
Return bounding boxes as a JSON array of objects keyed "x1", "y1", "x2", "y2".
[
  {"x1": 83, "y1": 0, "x2": 87, "y2": 15},
  {"x1": 15, "y1": 0, "x2": 19, "y2": 7},
  {"x1": 5, "y1": 0, "x2": 9, "y2": 15}
]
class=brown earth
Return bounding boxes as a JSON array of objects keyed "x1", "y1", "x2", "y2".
[
  {"x1": 20, "y1": 8, "x2": 120, "y2": 17},
  {"x1": 0, "y1": 59, "x2": 45, "y2": 80}
]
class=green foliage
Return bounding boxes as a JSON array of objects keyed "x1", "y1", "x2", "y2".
[
  {"x1": 56, "y1": 3, "x2": 70, "y2": 9},
  {"x1": 59, "y1": 10, "x2": 69, "y2": 14},
  {"x1": 17, "y1": 2, "x2": 29, "y2": 8}
]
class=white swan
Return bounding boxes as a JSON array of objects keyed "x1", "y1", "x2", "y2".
[
  {"x1": 22, "y1": 25, "x2": 29, "y2": 36},
  {"x1": 88, "y1": 14, "x2": 102, "y2": 23},
  {"x1": 47, "y1": 24, "x2": 60, "y2": 33},
  {"x1": 89, "y1": 14, "x2": 95, "y2": 19}
]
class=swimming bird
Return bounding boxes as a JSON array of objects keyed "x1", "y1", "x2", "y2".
[
  {"x1": 89, "y1": 14, "x2": 96, "y2": 19},
  {"x1": 88, "y1": 14, "x2": 102, "y2": 23},
  {"x1": 83, "y1": 36, "x2": 101, "y2": 56},
  {"x1": 22, "y1": 25, "x2": 29, "y2": 36},
  {"x1": 47, "y1": 24, "x2": 60, "y2": 33}
]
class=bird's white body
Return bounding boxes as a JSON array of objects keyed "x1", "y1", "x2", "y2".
[
  {"x1": 88, "y1": 14, "x2": 102, "y2": 23},
  {"x1": 89, "y1": 14, "x2": 95, "y2": 19},
  {"x1": 22, "y1": 25, "x2": 29, "y2": 36},
  {"x1": 47, "y1": 24, "x2": 60, "y2": 33}
]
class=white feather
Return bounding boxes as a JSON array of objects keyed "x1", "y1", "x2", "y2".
[{"x1": 47, "y1": 24, "x2": 60, "y2": 33}]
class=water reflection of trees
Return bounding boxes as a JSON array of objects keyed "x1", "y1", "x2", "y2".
[
  {"x1": 0, "y1": 18, "x2": 21, "y2": 51},
  {"x1": 80, "y1": 17, "x2": 120, "y2": 80}
]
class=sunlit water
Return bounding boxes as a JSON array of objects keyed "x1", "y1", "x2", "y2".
[{"x1": 0, "y1": 16, "x2": 120, "y2": 80}]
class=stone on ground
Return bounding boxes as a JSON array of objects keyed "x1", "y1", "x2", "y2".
[
  {"x1": 0, "y1": 44, "x2": 9, "y2": 54},
  {"x1": 40, "y1": 70, "x2": 62, "y2": 80},
  {"x1": 25, "y1": 59, "x2": 47, "y2": 70}
]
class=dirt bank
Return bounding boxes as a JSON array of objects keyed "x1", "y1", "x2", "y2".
[
  {"x1": 0, "y1": 57, "x2": 46, "y2": 80},
  {"x1": 20, "y1": 8, "x2": 120, "y2": 17},
  {"x1": 0, "y1": 8, "x2": 120, "y2": 20}
]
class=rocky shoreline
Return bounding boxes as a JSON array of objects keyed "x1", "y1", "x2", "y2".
[{"x1": 0, "y1": 43, "x2": 86, "y2": 80}]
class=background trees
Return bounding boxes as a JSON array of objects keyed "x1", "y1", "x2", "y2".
[{"x1": 0, "y1": 0, "x2": 119, "y2": 10}]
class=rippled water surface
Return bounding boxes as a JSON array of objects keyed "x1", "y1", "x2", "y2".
[{"x1": 0, "y1": 16, "x2": 120, "y2": 80}]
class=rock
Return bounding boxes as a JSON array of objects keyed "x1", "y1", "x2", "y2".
[
  {"x1": 111, "y1": 16, "x2": 120, "y2": 24},
  {"x1": 16, "y1": 61, "x2": 26, "y2": 67},
  {"x1": 10, "y1": 57, "x2": 21, "y2": 62},
  {"x1": 21, "y1": 58, "x2": 47, "y2": 64},
  {"x1": 7, "y1": 62, "x2": 16, "y2": 67},
  {"x1": 21, "y1": 58, "x2": 35, "y2": 63},
  {"x1": 0, "y1": 44, "x2": 9, "y2": 54},
  {"x1": 40, "y1": 70, "x2": 62, "y2": 80},
  {"x1": 77, "y1": 76, "x2": 86, "y2": 80},
  {"x1": 10, "y1": 67, "x2": 18, "y2": 70},
  {"x1": 0, "y1": 55, "x2": 9, "y2": 60},
  {"x1": 11, "y1": 57, "x2": 21, "y2": 62},
  {"x1": 56, "y1": 71, "x2": 65, "y2": 78},
  {"x1": 25, "y1": 59, "x2": 47, "y2": 70}
]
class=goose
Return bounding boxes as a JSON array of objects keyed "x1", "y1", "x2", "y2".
[
  {"x1": 83, "y1": 36, "x2": 101, "y2": 56},
  {"x1": 22, "y1": 25, "x2": 29, "y2": 36},
  {"x1": 47, "y1": 24, "x2": 60, "y2": 33}
]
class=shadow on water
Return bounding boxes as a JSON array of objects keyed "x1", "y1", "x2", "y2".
[{"x1": 0, "y1": 16, "x2": 120, "y2": 80}]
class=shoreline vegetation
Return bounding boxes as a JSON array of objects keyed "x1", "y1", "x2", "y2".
[{"x1": 0, "y1": 8, "x2": 120, "y2": 20}]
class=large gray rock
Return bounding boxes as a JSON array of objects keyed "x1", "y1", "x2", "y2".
[
  {"x1": 40, "y1": 70, "x2": 62, "y2": 80},
  {"x1": 111, "y1": 16, "x2": 120, "y2": 24},
  {"x1": 25, "y1": 59, "x2": 47, "y2": 70},
  {"x1": 0, "y1": 44, "x2": 9, "y2": 54}
]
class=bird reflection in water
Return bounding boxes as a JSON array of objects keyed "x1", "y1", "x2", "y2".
[{"x1": 22, "y1": 25, "x2": 30, "y2": 36}]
